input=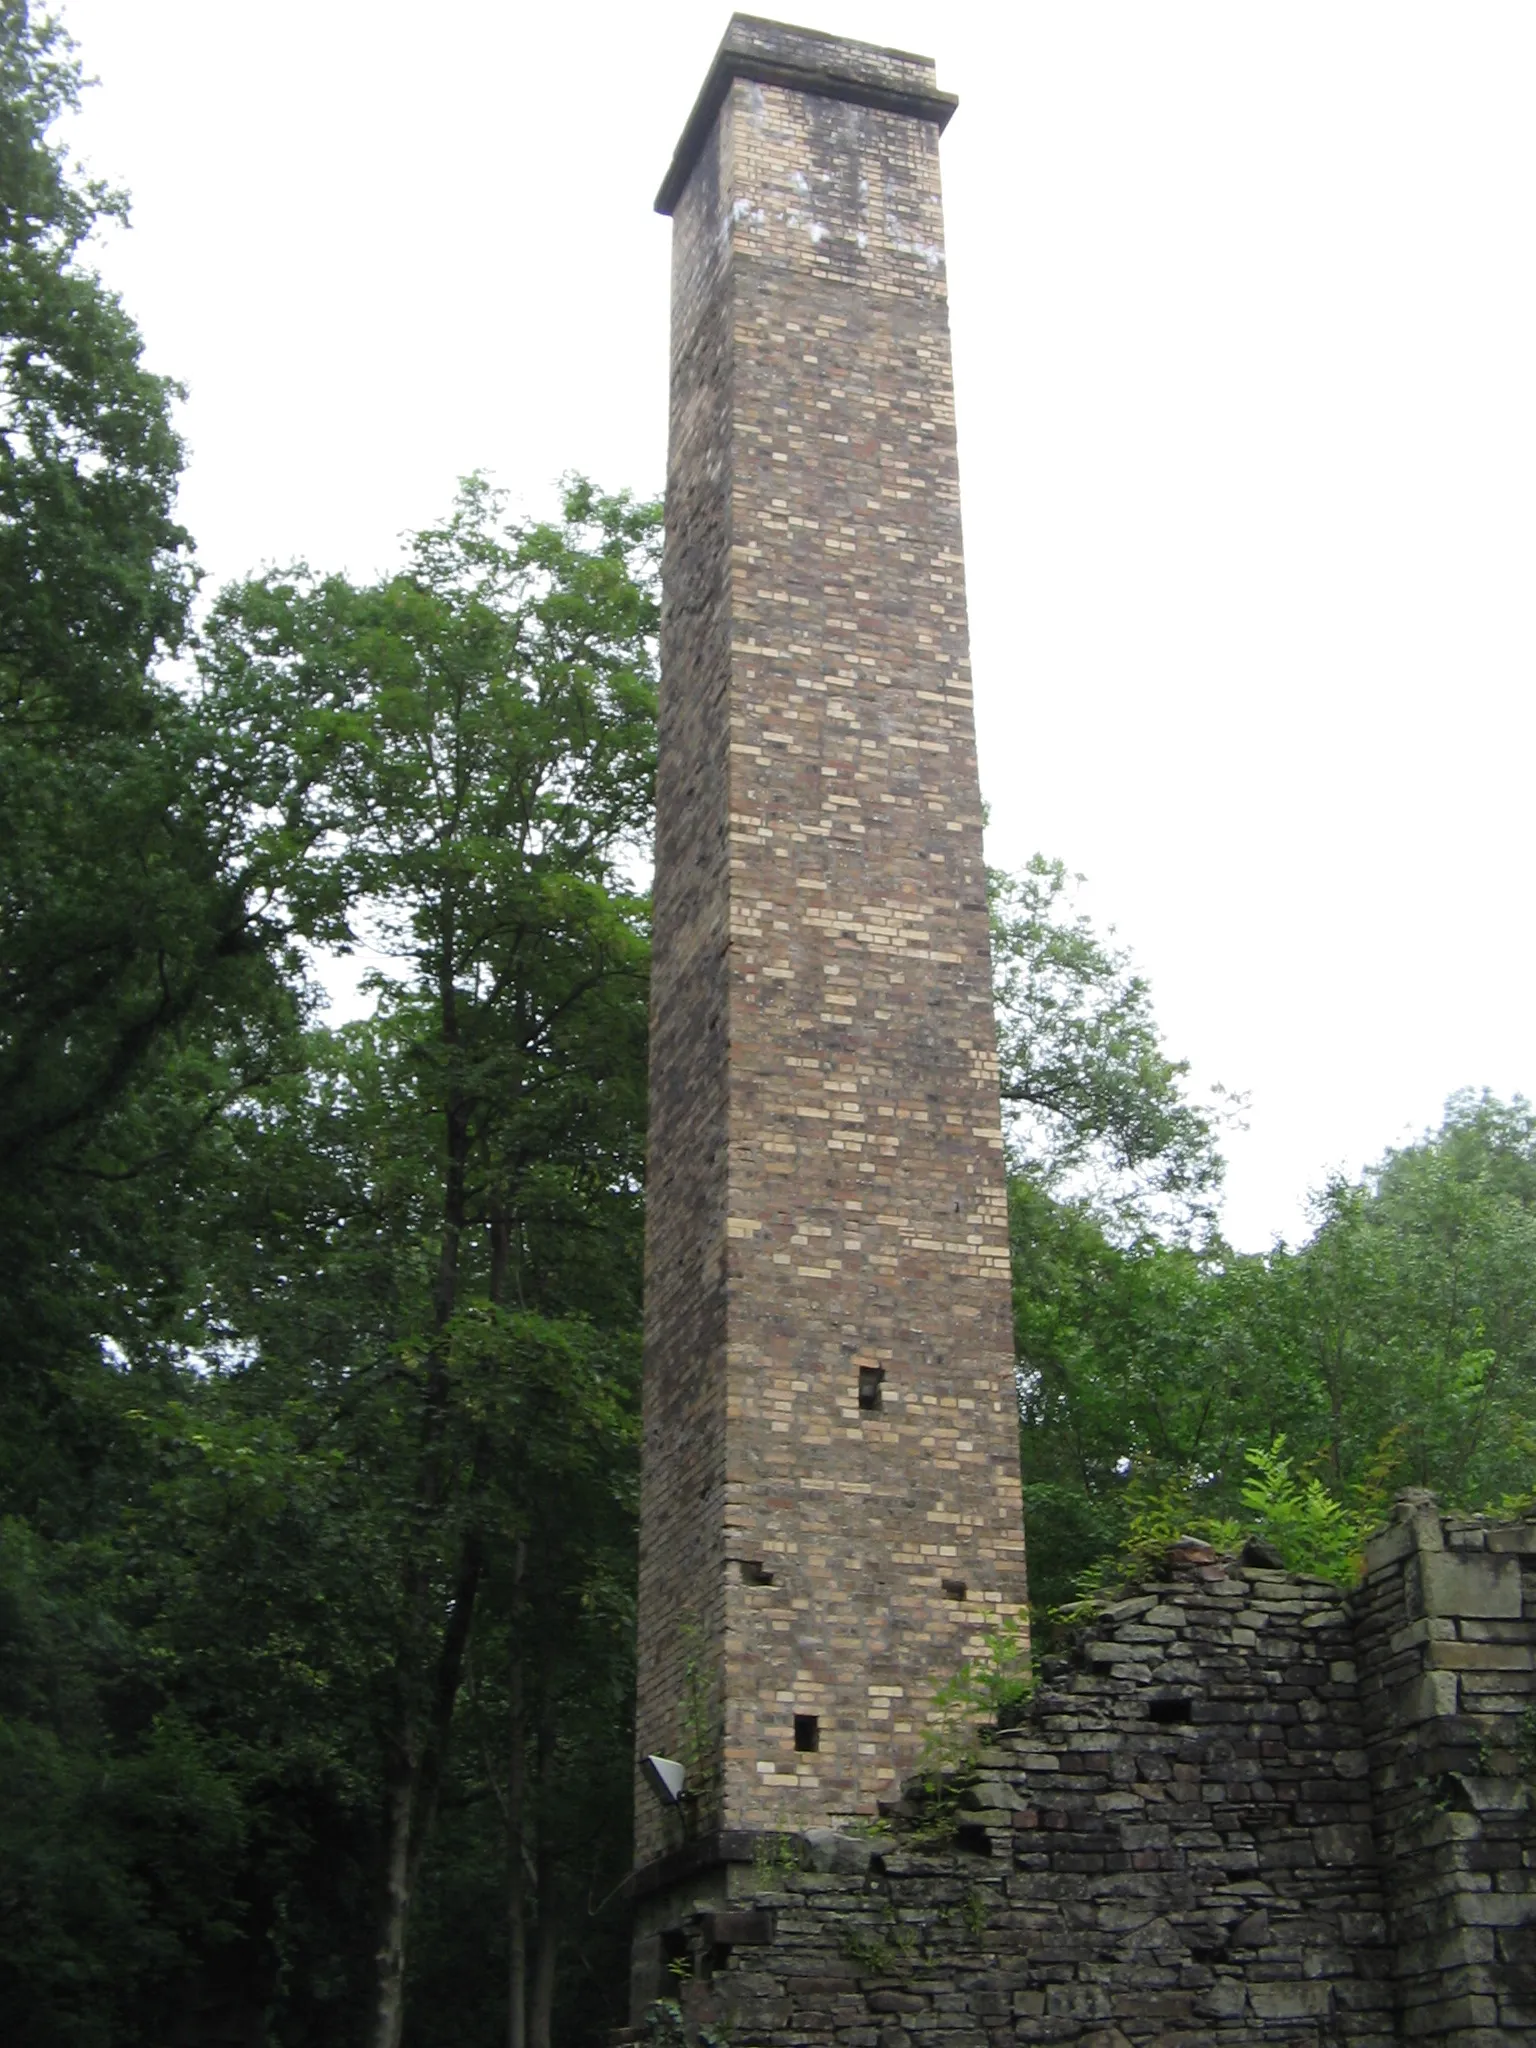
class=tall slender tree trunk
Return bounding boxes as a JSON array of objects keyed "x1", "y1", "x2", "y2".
[
  {"x1": 372, "y1": 1763, "x2": 418, "y2": 2048},
  {"x1": 367, "y1": 1528, "x2": 486, "y2": 2048},
  {"x1": 529, "y1": 1851, "x2": 559, "y2": 2048},
  {"x1": 368, "y1": 936, "x2": 476, "y2": 2048},
  {"x1": 507, "y1": 1541, "x2": 529, "y2": 2048}
]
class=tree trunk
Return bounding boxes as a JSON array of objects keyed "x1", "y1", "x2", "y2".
[
  {"x1": 529, "y1": 1684, "x2": 559, "y2": 2048},
  {"x1": 371, "y1": 1764, "x2": 417, "y2": 2048},
  {"x1": 529, "y1": 1909, "x2": 559, "y2": 2048},
  {"x1": 368, "y1": 912, "x2": 487, "y2": 2048},
  {"x1": 367, "y1": 1526, "x2": 486, "y2": 2048},
  {"x1": 507, "y1": 1542, "x2": 529, "y2": 2048}
]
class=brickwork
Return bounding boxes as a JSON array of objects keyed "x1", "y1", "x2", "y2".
[
  {"x1": 648, "y1": 1510, "x2": 1534, "y2": 2044},
  {"x1": 635, "y1": 14, "x2": 1028, "y2": 1872}
]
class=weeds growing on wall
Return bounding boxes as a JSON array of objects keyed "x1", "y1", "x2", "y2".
[
  {"x1": 1054, "y1": 1438, "x2": 1374, "y2": 1632},
  {"x1": 906, "y1": 1610, "x2": 1038, "y2": 1832}
]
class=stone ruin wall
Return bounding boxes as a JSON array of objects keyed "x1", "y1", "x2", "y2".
[{"x1": 638, "y1": 1498, "x2": 1535, "y2": 2046}]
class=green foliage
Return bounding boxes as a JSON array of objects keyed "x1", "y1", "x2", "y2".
[
  {"x1": 837, "y1": 1913, "x2": 916, "y2": 1976},
  {"x1": 1517, "y1": 1706, "x2": 1536, "y2": 1786},
  {"x1": 1012, "y1": 1087, "x2": 1536, "y2": 1627},
  {"x1": 0, "y1": 0, "x2": 276, "y2": 1210},
  {"x1": 1, "y1": 440, "x2": 658, "y2": 2044},
  {"x1": 990, "y1": 857, "x2": 1228, "y2": 1238},
  {"x1": 185, "y1": 474, "x2": 659, "y2": 2047},
  {"x1": 1285, "y1": 1092, "x2": 1536, "y2": 1508},
  {"x1": 1010, "y1": 1173, "x2": 1302, "y2": 1613},
  {"x1": 640, "y1": 1997, "x2": 731, "y2": 2048},
  {"x1": 913, "y1": 1613, "x2": 1036, "y2": 1821},
  {"x1": 1237, "y1": 1439, "x2": 1363, "y2": 1583},
  {"x1": 750, "y1": 1831, "x2": 800, "y2": 1887},
  {"x1": 0, "y1": 1518, "x2": 251, "y2": 2048},
  {"x1": 925, "y1": 1612, "x2": 1033, "y2": 1744},
  {"x1": 1053, "y1": 1441, "x2": 1375, "y2": 1632},
  {"x1": 0, "y1": 19, "x2": 312, "y2": 2036}
]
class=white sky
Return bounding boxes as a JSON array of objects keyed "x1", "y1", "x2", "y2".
[{"x1": 55, "y1": 1, "x2": 1536, "y2": 1251}]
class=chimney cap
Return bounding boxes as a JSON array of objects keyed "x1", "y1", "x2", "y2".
[{"x1": 656, "y1": 12, "x2": 957, "y2": 217}]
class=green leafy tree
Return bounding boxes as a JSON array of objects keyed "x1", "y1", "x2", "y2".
[
  {"x1": 1013, "y1": 1091, "x2": 1536, "y2": 1620},
  {"x1": 0, "y1": 23, "x2": 305, "y2": 2034},
  {"x1": 0, "y1": 0, "x2": 291, "y2": 1519},
  {"x1": 991, "y1": 856, "x2": 1228, "y2": 1238},
  {"x1": 0, "y1": 1, "x2": 275, "y2": 1192},
  {"x1": 195, "y1": 475, "x2": 658, "y2": 2048},
  {"x1": 1285, "y1": 1091, "x2": 1536, "y2": 1506}
]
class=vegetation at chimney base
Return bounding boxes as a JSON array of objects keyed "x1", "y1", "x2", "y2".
[{"x1": 1, "y1": 9, "x2": 1532, "y2": 2046}]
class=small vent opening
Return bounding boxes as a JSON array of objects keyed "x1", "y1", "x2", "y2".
[
  {"x1": 739, "y1": 1559, "x2": 775, "y2": 1586},
  {"x1": 1148, "y1": 1696, "x2": 1193, "y2": 1724},
  {"x1": 941, "y1": 1577, "x2": 967, "y2": 1601},
  {"x1": 857, "y1": 1365, "x2": 885, "y2": 1411},
  {"x1": 793, "y1": 1714, "x2": 820, "y2": 1753}
]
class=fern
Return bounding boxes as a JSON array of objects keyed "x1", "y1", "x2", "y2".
[{"x1": 1239, "y1": 1438, "x2": 1363, "y2": 1583}]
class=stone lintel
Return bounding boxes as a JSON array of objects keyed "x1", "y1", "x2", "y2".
[
  {"x1": 655, "y1": 11, "x2": 958, "y2": 215},
  {"x1": 626, "y1": 1828, "x2": 761, "y2": 1900},
  {"x1": 696, "y1": 1908, "x2": 775, "y2": 1947}
]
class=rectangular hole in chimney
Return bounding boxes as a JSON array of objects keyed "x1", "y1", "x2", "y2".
[
  {"x1": 793, "y1": 1714, "x2": 819, "y2": 1753},
  {"x1": 942, "y1": 1577, "x2": 967, "y2": 1601},
  {"x1": 1148, "y1": 1696, "x2": 1193, "y2": 1724},
  {"x1": 857, "y1": 1365, "x2": 884, "y2": 1412},
  {"x1": 740, "y1": 1559, "x2": 774, "y2": 1586}
]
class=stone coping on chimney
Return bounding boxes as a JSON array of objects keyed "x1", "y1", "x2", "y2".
[{"x1": 655, "y1": 12, "x2": 958, "y2": 215}]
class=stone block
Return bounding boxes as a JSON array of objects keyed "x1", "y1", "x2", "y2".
[
  {"x1": 1427, "y1": 1640, "x2": 1534, "y2": 1672},
  {"x1": 1197, "y1": 1977, "x2": 1248, "y2": 2018},
  {"x1": 803, "y1": 1830, "x2": 877, "y2": 1875},
  {"x1": 957, "y1": 1782, "x2": 1022, "y2": 1813},
  {"x1": 1460, "y1": 1893, "x2": 1536, "y2": 1928},
  {"x1": 701, "y1": 1908, "x2": 776, "y2": 1946},
  {"x1": 1390, "y1": 1617, "x2": 1459, "y2": 1655},
  {"x1": 1401, "y1": 1670, "x2": 1460, "y2": 1722},
  {"x1": 1248, "y1": 1978, "x2": 1332, "y2": 2018},
  {"x1": 1315, "y1": 1824, "x2": 1375, "y2": 1867},
  {"x1": 1407, "y1": 1551, "x2": 1522, "y2": 1622},
  {"x1": 1363, "y1": 1520, "x2": 1416, "y2": 1573},
  {"x1": 1401, "y1": 1991, "x2": 1499, "y2": 2033}
]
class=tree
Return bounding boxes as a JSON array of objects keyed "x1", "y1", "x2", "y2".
[
  {"x1": 0, "y1": 0, "x2": 289, "y2": 1515},
  {"x1": 0, "y1": 0, "x2": 274, "y2": 1185},
  {"x1": 1010, "y1": 1178, "x2": 1300, "y2": 1612},
  {"x1": 195, "y1": 475, "x2": 659, "y2": 2048},
  {"x1": 1284, "y1": 1090, "x2": 1536, "y2": 1506},
  {"x1": 991, "y1": 856, "x2": 1228, "y2": 1239},
  {"x1": 1010, "y1": 1090, "x2": 1536, "y2": 1619},
  {"x1": 992, "y1": 855, "x2": 1249, "y2": 1608}
]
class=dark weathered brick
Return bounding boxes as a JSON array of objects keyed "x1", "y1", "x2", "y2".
[{"x1": 635, "y1": 10, "x2": 1026, "y2": 1870}]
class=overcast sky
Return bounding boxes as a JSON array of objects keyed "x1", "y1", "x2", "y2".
[{"x1": 54, "y1": 1, "x2": 1536, "y2": 1250}]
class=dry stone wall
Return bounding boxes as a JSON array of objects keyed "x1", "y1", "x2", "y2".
[
  {"x1": 639, "y1": 1504, "x2": 1535, "y2": 2045},
  {"x1": 1354, "y1": 1497, "x2": 1536, "y2": 2039}
]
